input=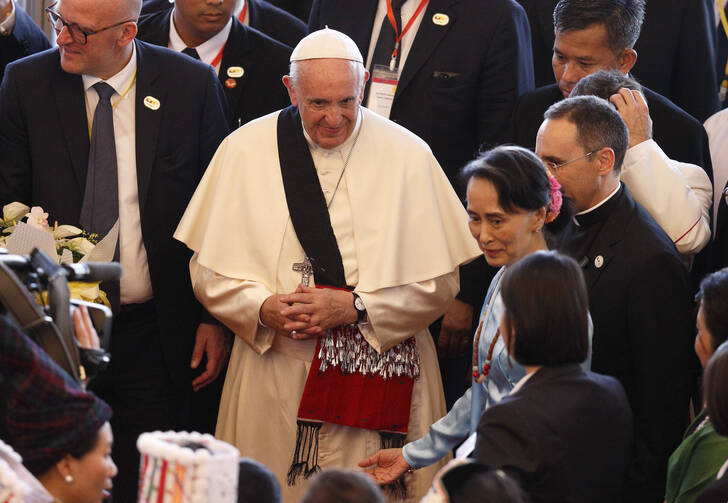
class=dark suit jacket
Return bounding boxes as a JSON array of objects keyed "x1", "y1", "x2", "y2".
[
  {"x1": 0, "y1": 40, "x2": 230, "y2": 387},
  {"x1": 473, "y1": 364, "x2": 633, "y2": 503},
  {"x1": 267, "y1": 0, "x2": 312, "y2": 22},
  {"x1": 0, "y1": 6, "x2": 50, "y2": 83},
  {"x1": 509, "y1": 83, "x2": 714, "y2": 182},
  {"x1": 248, "y1": 0, "x2": 306, "y2": 47},
  {"x1": 137, "y1": 11, "x2": 292, "y2": 129},
  {"x1": 140, "y1": 0, "x2": 306, "y2": 48},
  {"x1": 308, "y1": 0, "x2": 535, "y2": 188},
  {"x1": 515, "y1": 0, "x2": 719, "y2": 122},
  {"x1": 557, "y1": 184, "x2": 694, "y2": 503}
]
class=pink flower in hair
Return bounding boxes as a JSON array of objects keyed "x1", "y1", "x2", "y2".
[{"x1": 545, "y1": 175, "x2": 563, "y2": 224}]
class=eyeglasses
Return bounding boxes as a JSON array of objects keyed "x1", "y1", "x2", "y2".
[
  {"x1": 541, "y1": 148, "x2": 602, "y2": 172},
  {"x1": 45, "y1": 3, "x2": 135, "y2": 45}
]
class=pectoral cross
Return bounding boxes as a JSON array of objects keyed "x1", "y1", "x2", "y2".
[{"x1": 292, "y1": 256, "x2": 314, "y2": 286}]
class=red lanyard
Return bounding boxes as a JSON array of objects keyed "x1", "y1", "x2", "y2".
[
  {"x1": 385, "y1": 0, "x2": 428, "y2": 63},
  {"x1": 210, "y1": 2, "x2": 248, "y2": 69}
]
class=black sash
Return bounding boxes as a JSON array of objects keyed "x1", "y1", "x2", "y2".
[{"x1": 277, "y1": 106, "x2": 347, "y2": 287}]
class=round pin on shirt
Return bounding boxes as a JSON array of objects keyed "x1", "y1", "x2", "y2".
[
  {"x1": 594, "y1": 255, "x2": 604, "y2": 268},
  {"x1": 227, "y1": 66, "x2": 244, "y2": 78},
  {"x1": 432, "y1": 13, "x2": 449, "y2": 25}
]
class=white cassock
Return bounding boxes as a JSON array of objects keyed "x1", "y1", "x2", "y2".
[
  {"x1": 620, "y1": 139, "x2": 712, "y2": 259},
  {"x1": 175, "y1": 106, "x2": 481, "y2": 502}
]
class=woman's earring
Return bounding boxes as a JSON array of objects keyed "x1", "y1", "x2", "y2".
[{"x1": 64, "y1": 475, "x2": 73, "y2": 483}]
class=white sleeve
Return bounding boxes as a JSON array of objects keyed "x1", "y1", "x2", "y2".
[
  {"x1": 357, "y1": 269, "x2": 460, "y2": 354},
  {"x1": 189, "y1": 253, "x2": 276, "y2": 355},
  {"x1": 621, "y1": 139, "x2": 712, "y2": 255}
]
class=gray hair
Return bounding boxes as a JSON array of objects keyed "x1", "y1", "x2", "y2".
[
  {"x1": 544, "y1": 95, "x2": 629, "y2": 173},
  {"x1": 288, "y1": 59, "x2": 366, "y2": 91},
  {"x1": 570, "y1": 69, "x2": 642, "y2": 100},
  {"x1": 553, "y1": 0, "x2": 646, "y2": 53}
]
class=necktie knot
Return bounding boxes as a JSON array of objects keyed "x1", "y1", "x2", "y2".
[
  {"x1": 93, "y1": 82, "x2": 116, "y2": 103},
  {"x1": 182, "y1": 47, "x2": 201, "y2": 60},
  {"x1": 391, "y1": 0, "x2": 407, "y2": 12}
]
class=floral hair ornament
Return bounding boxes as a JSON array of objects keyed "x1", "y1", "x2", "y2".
[{"x1": 544, "y1": 167, "x2": 563, "y2": 224}]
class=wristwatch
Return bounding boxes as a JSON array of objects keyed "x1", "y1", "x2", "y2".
[{"x1": 352, "y1": 293, "x2": 367, "y2": 322}]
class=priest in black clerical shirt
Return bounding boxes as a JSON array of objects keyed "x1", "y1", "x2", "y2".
[{"x1": 535, "y1": 95, "x2": 694, "y2": 503}]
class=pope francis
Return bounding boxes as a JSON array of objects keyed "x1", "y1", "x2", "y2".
[{"x1": 174, "y1": 28, "x2": 481, "y2": 502}]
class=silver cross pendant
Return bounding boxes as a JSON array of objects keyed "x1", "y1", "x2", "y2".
[{"x1": 292, "y1": 256, "x2": 314, "y2": 286}]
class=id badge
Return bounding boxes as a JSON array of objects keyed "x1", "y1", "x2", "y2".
[{"x1": 367, "y1": 64, "x2": 399, "y2": 118}]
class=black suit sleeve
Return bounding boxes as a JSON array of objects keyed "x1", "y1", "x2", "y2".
[
  {"x1": 0, "y1": 62, "x2": 32, "y2": 207},
  {"x1": 476, "y1": 0, "x2": 534, "y2": 150},
  {"x1": 194, "y1": 68, "x2": 230, "y2": 327},
  {"x1": 198, "y1": 67, "x2": 230, "y2": 176},
  {"x1": 668, "y1": 0, "x2": 719, "y2": 123},
  {"x1": 624, "y1": 252, "x2": 694, "y2": 503},
  {"x1": 472, "y1": 400, "x2": 539, "y2": 485}
]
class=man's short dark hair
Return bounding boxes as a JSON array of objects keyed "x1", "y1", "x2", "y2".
[
  {"x1": 544, "y1": 95, "x2": 629, "y2": 173},
  {"x1": 300, "y1": 469, "x2": 385, "y2": 503},
  {"x1": 705, "y1": 343, "x2": 728, "y2": 436},
  {"x1": 696, "y1": 268, "x2": 728, "y2": 351},
  {"x1": 570, "y1": 69, "x2": 642, "y2": 100},
  {"x1": 553, "y1": 0, "x2": 646, "y2": 53},
  {"x1": 501, "y1": 251, "x2": 589, "y2": 366}
]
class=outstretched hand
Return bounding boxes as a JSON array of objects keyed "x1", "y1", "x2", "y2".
[{"x1": 358, "y1": 448, "x2": 411, "y2": 485}]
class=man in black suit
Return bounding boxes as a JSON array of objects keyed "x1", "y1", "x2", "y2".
[
  {"x1": 137, "y1": 0, "x2": 292, "y2": 130},
  {"x1": 0, "y1": 0, "x2": 230, "y2": 499},
  {"x1": 536, "y1": 96, "x2": 694, "y2": 503},
  {"x1": 141, "y1": 0, "x2": 306, "y2": 47},
  {"x1": 510, "y1": 0, "x2": 714, "y2": 181},
  {"x1": 516, "y1": 0, "x2": 719, "y2": 122},
  {"x1": 308, "y1": 0, "x2": 535, "y2": 405},
  {"x1": 0, "y1": 0, "x2": 50, "y2": 82}
]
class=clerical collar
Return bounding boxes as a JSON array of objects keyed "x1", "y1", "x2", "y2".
[
  {"x1": 82, "y1": 41, "x2": 137, "y2": 94},
  {"x1": 301, "y1": 107, "x2": 364, "y2": 154},
  {"x1": 573, "y1": 183, "x2": 623, "y2": 228},
  {"x1": 168, "y1": 10, "x2": 232, "y2": 67}
]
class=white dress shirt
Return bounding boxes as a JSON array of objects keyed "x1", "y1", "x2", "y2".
[
  {"x1": 82, "y1": 43, "x2": 154, "y2": 305},
  {"x1": 168, "y1": 9, "x2": 232, "y2": 75},
  {"x1": 705, "y1": 109, "x2": 728, "y2": 231},
  {"x1": 364, "y1": 0, "x2": 427, "y2": 108}
]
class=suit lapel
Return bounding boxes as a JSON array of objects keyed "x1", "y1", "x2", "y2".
[
  {"x1": 51, "y1": 60, "x2": 89, "y2": 193},
  {"x1": 395, "y1": 0, "x2": 458, "y2": 99},
  {"x1": 134, "y1": 40, "x2": 166, "y2": 217},
  {"x1": 219, "y1": 19, "x2": 248, "y2": 121}
]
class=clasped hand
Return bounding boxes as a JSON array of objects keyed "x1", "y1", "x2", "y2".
[{"x1": 260, "y1": 285, "x2": 358, "y2": 340}]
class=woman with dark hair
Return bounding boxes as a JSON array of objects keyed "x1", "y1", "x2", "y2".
[
  {"x1": 472, "y1": 251, "x2": 633, "y2": 503},
  {"x1": 359, "y1": 145, "x2": 591, "y2": 484},
  {"x1": 0, "y1": 314, "x2": 116, "y2": 503},
  {"x1": 666, "y1": 268, "x2": 728, "y2": 503}
]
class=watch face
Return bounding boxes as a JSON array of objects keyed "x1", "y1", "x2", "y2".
[{"x1": 354, "y1": 296, "x2": 365, "y2": 311}]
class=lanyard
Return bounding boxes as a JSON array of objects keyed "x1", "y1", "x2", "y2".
[
  {"x1": 719, "y1": 0, "x2": 728, "y2": 101},
  {"x1": 384, "y1": 0, "x2": 428, "y2": 71},
  {"x1": 87, "y1": 69, "x2": 137, "y2": 139},
  {"x1": 210, "y1": 2, "x2": 248, "y2": 70}
]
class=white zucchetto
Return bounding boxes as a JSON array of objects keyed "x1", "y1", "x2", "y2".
[{"x1": 290, "y1": 27, "x2": 364, "y2": 64}]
